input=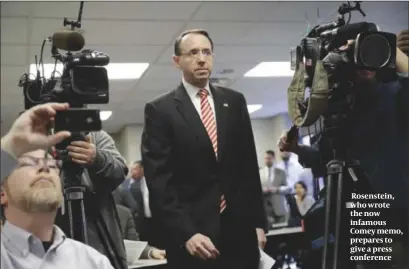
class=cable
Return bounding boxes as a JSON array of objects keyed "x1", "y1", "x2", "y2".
[
  {"x1": 39, "y1": 38, "x2": 47, "y2": 96},
  {"x1": 51, "y1": 58, "x2": 59, "y2": 80}
]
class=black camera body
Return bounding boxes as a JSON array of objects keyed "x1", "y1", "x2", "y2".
[
  {"x1": 299, "y1": 16, "x2": 396, "y2": 89},
  {"x1": 21, "y1": 49, "x2": 110, "y2": 110}
]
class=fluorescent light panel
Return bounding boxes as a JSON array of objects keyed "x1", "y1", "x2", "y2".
[
  {"x1": 244, "y1": 62, "x2": 294, "y2": 77},
  {"x1": 100, "y1": 110, "x2": 112, "y2": 121},
  {"x1": 247, "y1": 104, "x2": 262, "y2": 114},
  {"x1": 29, "y1": 63, "x2": 149, "y2": 80}
]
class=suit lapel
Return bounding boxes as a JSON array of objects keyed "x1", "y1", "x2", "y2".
[
  {"x1": 174, "y1": 83, "x2": 214, "y2": 153},
  {"x1": 210, "y1": 85, "x2": 229, "y2": 162},
  {"x1": 174, "y1": 83, "x2": 229, "y2": 162}
]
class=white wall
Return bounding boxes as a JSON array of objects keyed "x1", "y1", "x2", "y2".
[{"x1": 110, "y1": 113, "x2": 292, "y2": 168}]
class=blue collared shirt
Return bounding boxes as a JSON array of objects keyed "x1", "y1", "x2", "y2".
[{"x1": 1, "y1": 221, "x2": 114, "y2": 269}]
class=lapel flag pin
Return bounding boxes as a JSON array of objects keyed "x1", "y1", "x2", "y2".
[{"x1": 223, "y1": 103, "x2": 228, "y2": 107}]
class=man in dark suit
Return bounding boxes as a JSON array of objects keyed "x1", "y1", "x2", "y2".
[
  {"x1": 113, "y1": 161, "x2": 159, "y2": 247},
  {"x1": 141, "y1": 29, "x2": 267, "y2": 269},
  {"x1": 113, "y1": 162, "x2": 146, "y2": 223}
]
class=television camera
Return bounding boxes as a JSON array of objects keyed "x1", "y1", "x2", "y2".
[
  {"x1": 17, "y1": 1, "x2": 110, "y2": 252},
  {"x1": 286, "y1": 2, "x2": 398, "y2": 269}
]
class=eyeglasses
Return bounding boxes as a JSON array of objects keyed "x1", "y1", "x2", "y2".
[
  {"x1": 180, "y1": 48, "x2": 214, "y2": 59},
  {"x1": 18, "y1": 156, "x2": 62, "y2": 170}
]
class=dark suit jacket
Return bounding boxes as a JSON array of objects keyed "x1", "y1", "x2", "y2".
[
  {"x1": 141, "y1": 83, "x2": 266, "y2": 269},
  {"x1": 113, "y1": 180, "x2": 142, "y2": 217}
]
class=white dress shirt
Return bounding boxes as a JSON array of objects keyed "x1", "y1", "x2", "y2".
[
  {"x1": 128, "y1": 177, "x2": 152, "y2": 218},
  {"x1": 182, "y1": 77, "x2": 216, "y2": 120},
  {"x1": 262, "y1": 166, "x2": 275, "y2": 186},
  {"x1": 1, "y1": 221, "x2": 113, "y2": 269},
  {"x1": 140, "y1": 177, "x2": 152, "y2": 218},
  {"x1": 276, "y1": 156, "x2": 304, "y2": 193}
]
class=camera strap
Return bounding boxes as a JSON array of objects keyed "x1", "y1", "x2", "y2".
[{"x1": 287, "y1": 45, "x2": 329, "y2": 127}]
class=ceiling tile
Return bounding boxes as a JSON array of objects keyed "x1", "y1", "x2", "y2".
[
  {"x1": 29, "y1": 19, "x2": 185, "y2": 46},
  {"x1": 1, "y1": 2, "x2": 31, "y2": 17},
  {"x1": 158, "y1": 44, "x2": 292, "y2": 64},
  {"x1": 142, "y1": 64, "x2": 180, "y2": 80},
  {"x1": 1, "y1": 18, "x2": 29, "y2": 44},
  {"x1": 88, "y1": 45, "x2": 164, "y2": 63},
  {"x1": 109, "y1": 80, "x2": 139, "y2": 92},
  {"x1": 30, "y1": 2, "x2": 201, "y2": 21},
  {"x1": 77, "y1": 20, "x2": 184, "y2": 46},
  {"x1": 1, "y1": 45, "x2": 27, "y2": 66},
  {"x1": 131, "y1": 77, "x2": 181, "y2": 95},
  {"x1": 30, "y1": 2, "x2": 83, "y2": 19},
  {"x1": 182, "y1": 21, "x2": 254, "y2": 45},
  {"x1": 1, "y1": 66, "x2": 28, "y2": 88},
  {"x1": 193, "y1": 2, "x2": 280, "y2": 22},
  {"x1": 84, "y1": 2, "x2": 201, "y2": 21}
]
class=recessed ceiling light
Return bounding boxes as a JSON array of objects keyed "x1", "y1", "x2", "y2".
[
  {"x1": 244, "y1": 62, "x2": 295, "y2": 77},
  {"x1": 247, "y1": 104, "x2": 262, "y2": 114},
  {"x1": 100, "y1": 110, "x2": 112, "y2": 121},
  {"x1": 29, "y1": 63, "x2": 149, "y2": 80}
]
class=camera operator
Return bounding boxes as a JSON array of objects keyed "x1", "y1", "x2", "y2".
[
  {"x1": 1, "y1": 148, "x2": 114, "y2": 269},
  {"x1": 1, "y1": 103, "x2": 71, "y2": 183},
  {"x1": 279, "y1": 46, "x2": 408, "y2": 268},
  {"x1": 54, "y1": 128, "x2": 129, "y2": 269}
]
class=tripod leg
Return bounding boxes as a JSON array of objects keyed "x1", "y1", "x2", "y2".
[
  {"x1": 322, "y1": 160, "x2": 343, "y2": 269},
  {"x1": 333, "y1": 167, "x2": 343, "y2": 269},
  {"x1": 80, "y1": 199, "x2": 88, "y2": 245},
  {"x1": 68, "y1": 200, "x2": 75, "y2": 238},
  {"x1": 321, "y1": 172, "x2": 333, "y2": 269}
]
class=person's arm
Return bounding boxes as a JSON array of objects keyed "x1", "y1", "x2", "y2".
[
  {"x1": 1, "y1": 103, "x2": 71, "y2": 183},
  {"x1": 238, "y1": 93, "x2": 268, "y2": 232},
  {"x1": 141, "y1": 102, "x2": 196, "y2": 246},
  {"x1": 87, "y1": 130, "x2": 128, "y2": 192},
  {"x1": 396, "y1": 47, "x2": 408, "y2": 74},
  {"x1": 0, "y1": 150, "x2": 17, "y2": 183},
  {"x1": 124, "y1": 209, "x2": 140, "y2": 241},
  {"x1": 120, "y1": 205, "x2": 156, "y2": 260},
  {"x1": 294, "y1": 144, "x2": 321, "y2": 169},
  {"x1": 140, "y1": 246, "x2": 155, "y2": 259},
  {"x1": 277, "y1": 170, "x2": 292, "y2": 195}
]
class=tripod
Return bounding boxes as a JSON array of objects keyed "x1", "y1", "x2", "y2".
[
  {"x1": 57, "y1": 133, "x2": 89, "y2": 244},
  {"x1": 320, "y1": 81, "x2": 361, "y2": 269},
  {"x1": 61, "y1": 162, "x2": 89, "y2": 244},
  {"x1": 321, "y1": 159, "x2": 360, "y2": 269}
]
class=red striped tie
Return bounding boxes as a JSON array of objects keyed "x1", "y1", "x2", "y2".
[{"x1": 198, "y1": 89, "x2": 226, "y2": 213}]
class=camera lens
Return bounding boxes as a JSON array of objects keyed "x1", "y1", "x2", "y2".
[{"x1": 359, "y1": 34, "x2": 391, "y2": 68}]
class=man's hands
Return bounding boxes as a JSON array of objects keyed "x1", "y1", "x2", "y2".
[
  {"x1": 263, "y1": 186, "x2": 278, "y2": 194},
  {"x1": 150, "y1": 249, "x2": 166, "y2": 260},
  {"x1": 256, "y1": 228, "x2": 267, "y2": 249},
  {"x1": 67, "y1": 135, "x2": 97, "y2": 166},
  {"x1": 185, "y1": 233, "x2": 220, "y2": 260},
  {"x1": 277, "y1": 130, "x2": 300, "y2": 154},
  {"x1": 1, "y1": 103, "x2": 71, "y2": 158}
]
